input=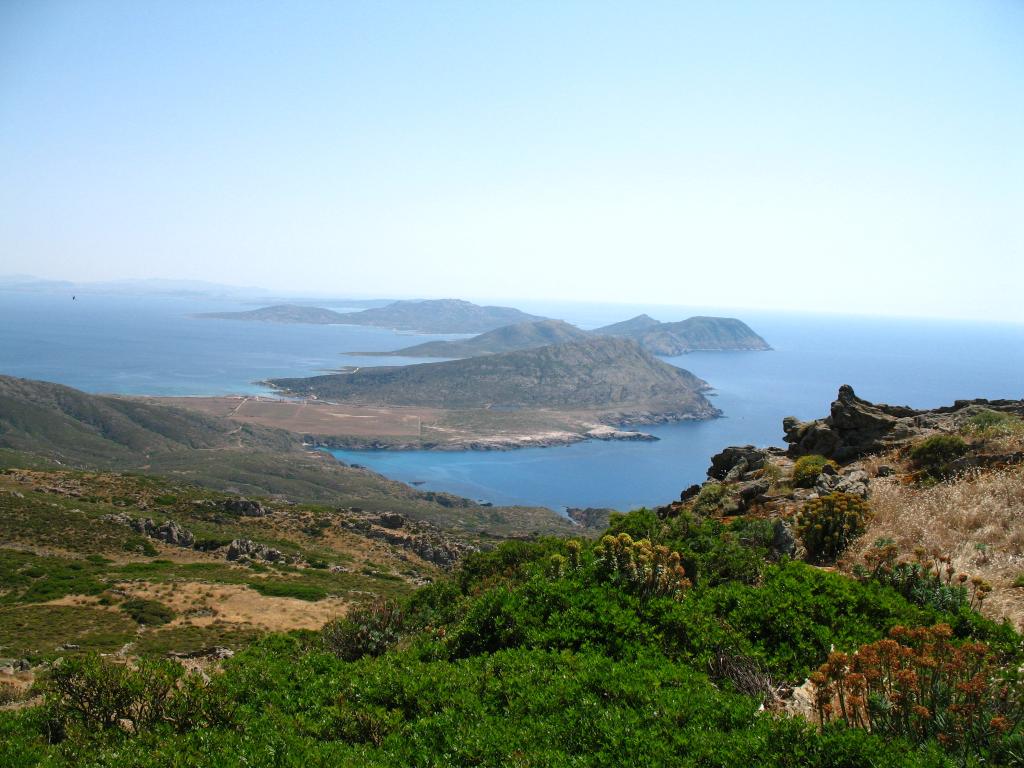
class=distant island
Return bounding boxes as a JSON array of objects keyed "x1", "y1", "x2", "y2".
[
  {"x1": 266, "y1": 336, "x2": 718, "y2": 422},
  {"x1": 364, "y1": 319, "x2": 590, "y2": 358},
  {"x1": 356, "y1": 313, "x2": 771, "y2": 358},
  {"x1": 197, "y1": 304, "x2": 350, "y2": 324},
  {"x1": 198, "y1": 298, "x2": 548, "y2": 334},
  {"x1": 593, "y1": 315, "x2": 771, "y2": 355}
]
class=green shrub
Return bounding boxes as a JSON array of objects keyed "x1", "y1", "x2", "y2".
[
  {"x1": 796, "y1": 492, "x2": 869, "y2": 562},
  {"x1": 692, "y1": 482, "x2": 731, "y2": 516},
  {"x1": 192, "y1": 537, "x2": 233, "y2": 552},
  {"x1": 42, "y1": 653, "x2": 232, "y2": 739},
  {"x1": 249, "y1": 582, "x2": 327, "y2": 601},
  {"x1": 322, "y1": 600, "x2": 404, "y2": 661},
  {"x1": 791, "y1": 454, "x2": 837, "y2": 488},
  {"x1": 962, "y1": 408, "x2": 1024, "y2": 437},
  {"x1": 910, "y1": 434, "x2": 968, "y2": 479},
  {"x1": 121, "y1": 598, "x2": 175, "y2": 626},
  {"x1": 855, "y1": 542, "x2": 968, "y2": 613}
]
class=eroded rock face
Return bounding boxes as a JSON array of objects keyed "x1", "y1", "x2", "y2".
[{"x1": 783, "y1": 385, "x2": 1024, "y2": 461}]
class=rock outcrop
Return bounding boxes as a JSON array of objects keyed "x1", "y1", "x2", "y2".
[
  {"x1": 784, "y1": 385, "x2": 1024, "y2": 461},
  {"x1": 222, "y1": 499, "x2": 269, "y2": 517},
  {"x1": 226, "y1": 539, "x2": 284, "y2": 563},
  {"x1": 102, "y1": 513, "x2": 195, "y2": 548}
]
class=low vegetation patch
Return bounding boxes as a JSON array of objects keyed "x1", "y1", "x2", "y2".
[
  {"x1": 791, "y1": 454, "x2": 837, "y2": 488},
  {"x1": 120, "y1": 598, "x2": 175, "y2": 626},
  {"x1": 910, "y1": 434, "x2": 969, "y2": 480}
]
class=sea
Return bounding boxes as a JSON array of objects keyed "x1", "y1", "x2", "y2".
[{"x1": 2, "y1": 290, "x2": 1022, "y2": 513}]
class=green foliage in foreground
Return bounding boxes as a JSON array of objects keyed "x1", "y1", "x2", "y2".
[{"x1": 3, "y1": 507, "x2": 1021, "y2": 767}]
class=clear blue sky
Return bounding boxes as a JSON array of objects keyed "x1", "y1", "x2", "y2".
[{"x1": 1, "y1": 1, "x2": 1022, "y2": 320}]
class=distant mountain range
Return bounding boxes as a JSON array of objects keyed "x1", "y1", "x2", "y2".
[
  {"x1": 593, "y1": 315, "x2": 770, "y2": 354},
  {"x1": 267, "y1": 336, "x2": 719, "y2": 421},
  {"x1": 199, "y1": 299, "x2": 547, "y2": 334}
]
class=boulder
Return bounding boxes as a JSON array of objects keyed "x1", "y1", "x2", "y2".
[
  {"x1": 814, "y1": 469, "x2": 870, "y2": 499},
  {"x1": 770, "y1": 519, "x2": 798, "y2": 559},
  {"x1": 222, "y1": 499, "x2": 269, "y2": 517},
  {"x1": 226, "y1": 538, "x2": 283, "y2": 563},
  {"x1": 708, "y1": 446, "x2": 767, "y2": 481},
  {"x1": 376, "y1": 512, "x2": 406, "y2": 529}
]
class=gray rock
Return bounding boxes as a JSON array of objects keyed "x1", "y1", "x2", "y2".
[
  {"x1": 813, "y1": 468, "x2": 870, "y2": 499},
  {"x1": 708, "y1": 445, "x2": 767, "y2": 481},
  {"x1": 223, "y1": 499, "x2": 269, "y2": 517},
  {"x1": 376, "y1": 512, "x2": 405, "y2": 529},
  {"x1": 771, "y1": 519, "x2": 797, "y2": 558},
  {"x1": 785, "y1": 385, "x2": 1024, "y2": 461},
  {"x1": 226, "y1": 538, "x2": 283, "y2": 563}
]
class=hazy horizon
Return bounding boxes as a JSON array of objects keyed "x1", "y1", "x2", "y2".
[{"x1": 2, "y1": 1, "x2": 1022, "y2": 322}]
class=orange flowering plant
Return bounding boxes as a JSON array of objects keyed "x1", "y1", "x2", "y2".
[{"x1": 812, "y1": 623, "x2": 1022, "y2": 757}]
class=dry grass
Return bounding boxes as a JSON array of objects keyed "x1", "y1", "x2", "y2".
[{"x1": 842, "y1": 466, "x2": 1024, "y2": 629}]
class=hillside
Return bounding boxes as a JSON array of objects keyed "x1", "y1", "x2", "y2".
[
  {"x1": 268, "y1": 337, "x2": 718, "y2": 418},
  {"x1": 591, "y1": 313, "x2": 661, "y2": 336},
  {"x1": 0, "y1": 376, "x2": 580, "y2": 536},
  {"x1": 593, "y1": 315, "x2": 771, "y2": 354},
  {"x1": 195, "y1": 304, "x2": 349, "y2": 323},
  {"x1": 4, "y1": 401, "x2": 1022, "y2": 766},
  {"x1": 364, "y1": 319, "x2": 590, "y2": 358},
  {"x1": 333, "y1": 298, "x2": 548, "y2": 333}
]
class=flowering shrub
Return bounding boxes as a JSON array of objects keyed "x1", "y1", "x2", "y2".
[
  {"x1": 854, "y1": 542, "x2": 992, "y2": 613},
  {"x1": 792, "y1": 454, "x2": 837, "y2": 488},
  {"x1": 811, "y1": 624, "x2": 1022, "y2": 758},
  {"x1": 594, "y1": 533, "x2": 691, "y2": 600},
  {"x1": 796, "y1": 492, "x2": 869, "y2": 562}
]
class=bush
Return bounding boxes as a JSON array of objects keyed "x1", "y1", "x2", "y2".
[
  {"x1": 120, "y1": 598, "x2": 175, "y2": 626},
  {"x1": 42, "y1": 653, "x2": 233, "y2": 739},
  {"x1": 322, "y1": 600, "x2": 404, "y2": 661},
  {"x1": 796, "y1": 492, "x2": 869, "y2": 562},
  {"x1": 692, "y1": 483, "x2": 732, "y2": 516},
  {"x1": 812, "y1": 624, "x2": 1023, "y2": 759},
  {"x1": 855, "y1": 542, "x2": 969, "y2": 612},
  {"x1": 910, "y1": 434, "x2": 968, "y2": 480},
  {"x1": 594, "y1": 533, "x2": 691, "y2": 601},
  {"x1": 249, "y1": 582, "x2": 327, "y2": 601},
  {"x1": 962, "y1": 408, "x2": 1024, "y2": 437},
  {"x1": 792, "y1": 454, "x2": 836, "y2": 488}
]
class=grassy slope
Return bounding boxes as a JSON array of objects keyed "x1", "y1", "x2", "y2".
[{"x1": 0, "y1": 375, "x2": 578, "y2": 536}]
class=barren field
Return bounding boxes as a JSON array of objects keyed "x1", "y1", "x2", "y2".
[
  {"x1": 147, "y1": 396, "x2": 651, "y2": 450},
  {"x1": 152, "y1": 396, "x2": 440, "y2": 438}
]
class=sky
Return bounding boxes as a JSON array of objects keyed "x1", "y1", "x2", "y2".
[{"x1": 1, "y1": 1, "x2": 1022, "y2": 321}]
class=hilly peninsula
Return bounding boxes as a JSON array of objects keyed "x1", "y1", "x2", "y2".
[
  {"x1": 593, "y1": 314, "x2": 770, "y2": 355},
  {"x1": 200, "y1": 298, "x2": 548, "y2": 333},
  {"x1": 366, "y1": 319, "x2": 590, "y2": 358},
  {"x1": 267, "y1": 336, "x2": 718, "y2": 421}
]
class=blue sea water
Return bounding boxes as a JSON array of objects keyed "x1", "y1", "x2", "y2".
[{"x1": 2, "y1": 291, "x2": 1022, "y2": 511}]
